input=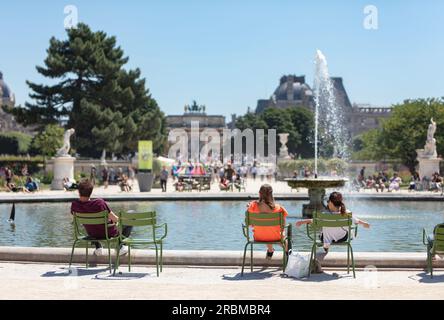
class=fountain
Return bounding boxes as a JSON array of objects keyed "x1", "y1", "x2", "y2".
[{"x1": 286, "y1": 50, "x2": 348, "y2": 217}]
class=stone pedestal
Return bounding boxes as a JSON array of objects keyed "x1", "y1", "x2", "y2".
[
  {"x1": 137, "y1": 172, "x2": 154, "y2": 192},
  {"x1": 51, "y1": 156, "x2": 75, "y2": 190},
  {"x1": 302, "y1": 188, "x2": 326, "y2": 218},
  {"x1": 416, "y1": 155, "x2": 442, "y2": 179},
  {"x1": 278, "y1": 133, "x2": 291, "y2": 160}
]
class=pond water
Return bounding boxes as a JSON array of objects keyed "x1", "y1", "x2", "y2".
[{"x1": 0, "y1": 200, "x2": 443, "y2": 252}]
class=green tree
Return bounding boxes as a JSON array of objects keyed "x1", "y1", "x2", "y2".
[
  {"x1": 235, "y1": 107, "x2": 315, "y2": 158},
  {"x1": 4, "y1": 23, "x2": 166, "y2": 157},
  {"x1": 352, "y1": 98, "x2": 444, "y2": 171},
  {"x1": 351, "y1": 129, "x2": 384, "y2": 161},
  {"x1": 30, "y1": 124, "x2": 64, "y2": 157}
]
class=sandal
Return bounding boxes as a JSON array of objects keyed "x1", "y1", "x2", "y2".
[{"x1": 266, "y1": 250, "x2": 274, "y2": 260}]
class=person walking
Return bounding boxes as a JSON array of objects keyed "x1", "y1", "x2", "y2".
[
  {"x1": 90, "y1": 165, "x2": 97, "y2": 186},
  {"x1": 160, "y1": 166, "x2": 169, "y2": 192},
  {"x1": 101, "y1": 167, "x2": 109, "y2": 189}
]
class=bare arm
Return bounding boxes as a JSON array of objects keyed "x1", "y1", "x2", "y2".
[
  {"x1": 108, "y1": 211, "x2": 119, "y2": 224},
  {"x1": 295, "y1": 219, "x2": 313, "y2": 227},
  {"x1": 355, "y1": 218, "x2": 370, "y2": 228}
]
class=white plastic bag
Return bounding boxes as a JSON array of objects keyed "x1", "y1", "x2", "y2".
[{"x1": 284, "y1": 250, "x2": 310, "y2": 279}]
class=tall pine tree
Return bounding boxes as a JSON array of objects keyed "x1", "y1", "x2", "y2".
[{"x1": 5, "y1": 23, "x2": 166, "y2": 157}]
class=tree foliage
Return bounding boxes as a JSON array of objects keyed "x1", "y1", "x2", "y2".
[
  {"x1": 30, "y1": 124, "x2": 65, "y2": 157},
  {"x1": 4, "y1": 23, "x2": 166, "y2": 157},
  {"x1": 352, "y1": 98, "x2": 444, "y2": 171},
  {"x1": 235, "y1": 107, "x2": 315, "y2": 158}
]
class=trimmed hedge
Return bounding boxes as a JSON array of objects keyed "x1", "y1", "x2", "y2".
[
  {"x1": 0, "y1": 156, "x2": 44, "y2": 175},
  {"x1": 0, "y1": 131, "x2": 33, "y2": 155},
  {"x1": 278, "y1": 158, "x2": 348, "y2": 177}
]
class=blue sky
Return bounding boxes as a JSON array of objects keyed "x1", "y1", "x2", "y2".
[{"x1": 1, "y1": 0, "x2": 444, "y2": 118}]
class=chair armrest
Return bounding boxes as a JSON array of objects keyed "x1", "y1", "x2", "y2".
[
  {"x1": 423, "y1": 228, "x2": 428, "y2": 245},
  {"x1": 351, "y1": 225, "x2": 358, "y2": 238},
  {"x1": 155, "y1": 223, "x2": 168, "y2": 240},
  {"x1": 242, "y1": 223, "x2": 250, "y2": 239},
  {"x1": 306, "y1": 224, "x2": 314, "y2": 241}
]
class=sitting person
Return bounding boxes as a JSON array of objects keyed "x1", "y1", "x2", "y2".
[
  {"x1": 234, "y1": 174, "x2": 244, "y2": 192},
  {"x1": 219, "y1": 176, "x2": 230, "y2": 191},
  {"x1": 24, "y1": 177, "x2": 39, "y2": 193},
  {"x1": 388, "y1": 173, "x2": 402, "y2": 192},
  {"x1": 246, "y1": 184, "x2": 289, "y2": 259},
  {"x1": 408, "y1": 172, "x2": 421, "y2": 192},
  {"x1": 430, "y1": 172, "x2": 443, "y2": 192},
  {"x1": 296, "y1": 192, "x2": 370, "y2": 252},
  {"x1": 174, "y1": 177, "x2": 185, "y2": 192},
  {"x1": 119, "y1": 174, "x2": 131, "y2": 192},
  {"x1": 374, "y1": 174, "x2": 386, "y2": 192},
  {"x1": 6, "y1": 181, "x2": 23, "y2": 193},
  {"x1": 365, "y1": 175, "x2": 375, "y2": 189},
  {"x1": 71, "y1": 179, "x2": 131, "y2": 256},
  {"x1": 63, "y1": 177, "x2": 78, "y2": 191}
]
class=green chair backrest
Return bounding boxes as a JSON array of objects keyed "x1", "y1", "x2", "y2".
[
  {"x1": 313, "y1": 212, "x2": 352, "y2": 228},
  {"x1": 72, "y1": 211, "x2": 111, "y2": 240},
  {"x1": 245, "y1": 211, "x2": 284, "y2": 227},
  {"x1": 118, "y1": 211, "x2": 158, "y2": 242},
  {"x1": 118, "y1": 211, "x2": 157, "y2": 227},
  {"x1": 432, "y1": 224, "x2": 444, "y2": 254}
]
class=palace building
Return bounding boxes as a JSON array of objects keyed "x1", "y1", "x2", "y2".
[
  {"x1": 0, "y1": 71, "x2": 33, "y2": 134},
  {"x1": 255, "y1": 74, "x2": 392, "y2": 137}
]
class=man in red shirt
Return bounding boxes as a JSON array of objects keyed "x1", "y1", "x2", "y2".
[{"x1": 71, "y1": 179, "x2": 132, "y2": 256}]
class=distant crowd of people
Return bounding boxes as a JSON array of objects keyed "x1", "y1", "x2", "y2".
[
  {"x1": 0, "y1": 165, "x2": 39, "y2": 193},
  {"x1": 354, "y1": 166, "x2": 444, "y2": 193},
  {"x1": 64, "y1": 165, "x2": 136, "y2": 192},
  {"x1": 170, "y1": 161, "x2": 277, "y2": 192}
]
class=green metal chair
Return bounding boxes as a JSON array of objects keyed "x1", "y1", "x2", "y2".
[
  {"x1": 423, "y1": 223, "x2": 444, "y2": 278},
  {"x1": 306, "y1": 211, "x2": 358, "y2": 278},
  {"x1": 69, "y1": 211, "x2": 119, "y2": 273},
  {"x1": 113, "y1": 211, "x2": 167, "y2": 277},
  {"x1": 241, "y1": 211, "x2": 292, "y2": 276}
]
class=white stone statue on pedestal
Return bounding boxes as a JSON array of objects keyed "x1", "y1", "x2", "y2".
[
  {"x1": 416, "y1": 118, "x2": 441, "y2": 179},
  {"x1": 56, "y1": 128, "x2": 75, "y2": 157},
  {"x1": 51, "y1": 128, "x2": 76, "y2": 190},
  {"x1": 423, "y1": 118, "x2": 438, "y2": 158},
  {"x1": 278, "y1": 133, "x2": 291, "y2": 160},
  {"x1": 100, "y1": 149, "x2": 107, "y2": 165}
]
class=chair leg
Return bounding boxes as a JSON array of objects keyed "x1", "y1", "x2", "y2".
[
  {"x1": 113, "y1": 243, "x2": 121, "y2": 276},
  {"x1": 349, "y1": 244, "x2": 356, "y2": 278},
  {"x1": 69, "y1": 240, "x2": 78, "y2": 270},
  {"x1": 128, "y1": 246, "x2": 132, "y2": 272},
  {"x1": 107, "y1": 242, "x2": 112, "y2": 274},
  {"x1": 160, "y1": 242, "x2": 163, "y2": 272},
  {"x1": 308, "y1": 244, "x2": 316, "y2": 278},
  {"x1": 85, "y1": 244, "x2": 89, "y2": 269},
  {"x1": 250, "y1": 243, "x2": 253, "y2": 272},
  {"x1": 347, "y1": 244, "x2": 350, "y2": 274},
  {"x1": 155, "y1": 244, "x2": 159, "y2": 277},
  {"x1": 241, "y1": 242, "x2": 249, "y2": 276},
  {"x1": 282, "y1": 242, "x2": 286, "y2": 272}
]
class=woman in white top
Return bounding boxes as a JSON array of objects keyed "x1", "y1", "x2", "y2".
[{"x1": 296, "y1": 192, "x2": 370, "y2": 252}]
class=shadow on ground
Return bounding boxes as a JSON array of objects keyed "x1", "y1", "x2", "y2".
[
  {"x1": 41, "y1": 267, "x2": 110, "y2": 277},
  {"x1": 412, "y1": 271, "x2": 444, "y2": 283},
  {"x1": 41, "y1": 266, "x2": 152, "y2": 280}
]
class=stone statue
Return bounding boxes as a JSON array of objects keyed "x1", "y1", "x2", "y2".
[
  {"x1": 424, "y1": 118, "x2": 437, "y2": 158},
  {"x1": 56, "y1": 128, "x2": 75, "y2": 157},
  {"x1": 278, "y1": 133, "x2": 291, "y2": 160}
]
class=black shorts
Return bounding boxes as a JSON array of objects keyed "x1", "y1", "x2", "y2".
[{"x1": 320, "y1": 232, "x2": 348, "y2": 243}]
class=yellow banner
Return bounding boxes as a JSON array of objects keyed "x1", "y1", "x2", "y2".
[{"x1": 138, "y1": 140, "x2": 153, "y2": 170}]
